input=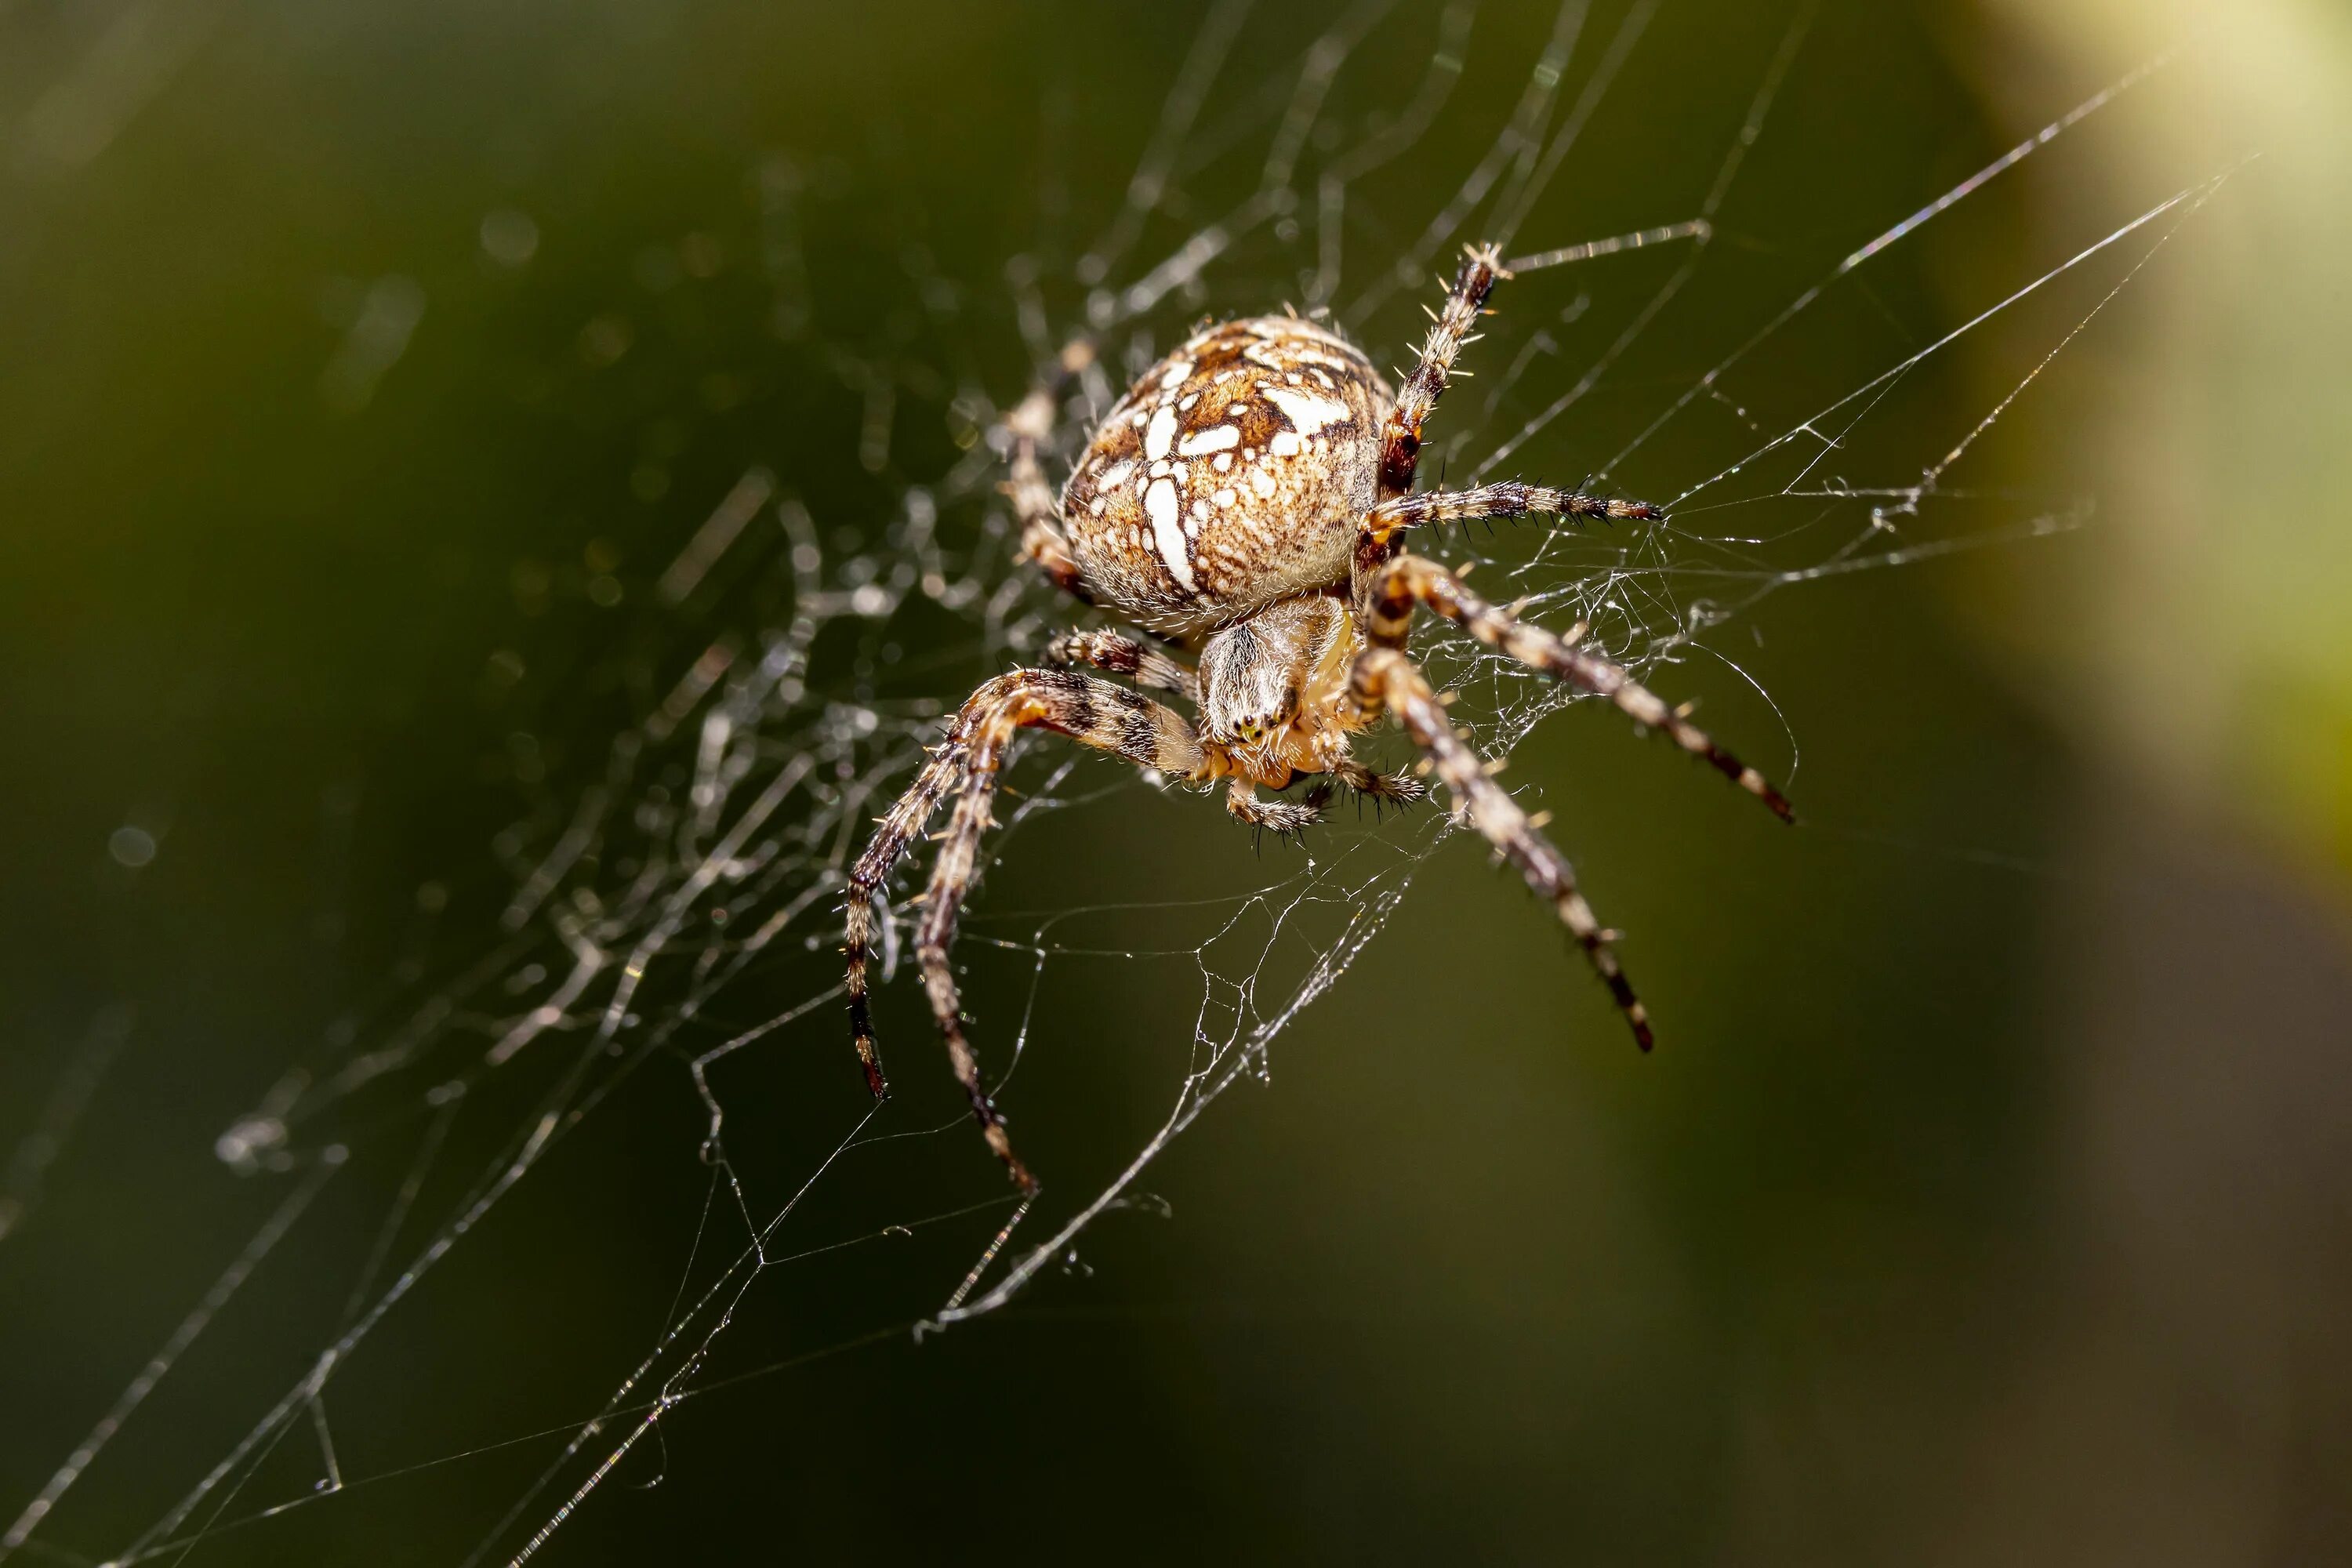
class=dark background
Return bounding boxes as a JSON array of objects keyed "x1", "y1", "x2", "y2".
[{"x1": 2, "y1": 1, "x2": 2347, "y2": 1563}]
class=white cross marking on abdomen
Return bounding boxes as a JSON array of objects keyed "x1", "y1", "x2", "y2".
[
  {"x1": 1261, "y1": 386, "x2": 1352, "y2": 436},
  {"x1": 1145, "y1": 477, "x2": 1196, "y2": 592}
]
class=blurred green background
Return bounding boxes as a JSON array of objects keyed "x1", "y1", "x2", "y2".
[{"x1": 2, "y1": 1, "x2": 2348, "y2": 1563}]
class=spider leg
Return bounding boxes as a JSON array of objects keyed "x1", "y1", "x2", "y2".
[
  {"x1": 846, "y1": 742, "x2": 968, "y2": 1099},
  {"x1": 846, "y1": 669, "x2": 1206, "y2": 1191},
  {"x1": 1046, "y1": 626, "x2": 1200, "y2": 705},
  {"x1": 1376, "y1": 244, "x2": 1505, "y2": 503},
  {"x1": 1363, "y1": 553, "x2": 1795, "y2": 823},
  {"x1": 1325, "y1": 757, "x2": 1427, "y2": 807},
  {"x1": 1365, "y1": 481, "x2": 1663, "y2": 550},
  {"x1": 1004, "y1": 381, "x2": 1095, "y2": 609},
  {"x1": 1350, "y1": 645, "x2": 1653, "y2": 1050},
  {"x1": 1223, "y1": 762, "x2": 1426, "y2": 836},
  {"x1": 1225, "y1": 779, "x2": 1319, "y2": 836}
]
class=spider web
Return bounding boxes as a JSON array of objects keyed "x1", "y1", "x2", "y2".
[{"x1": 0, "y1": 2, "x2": 2233, "y2": 1561}]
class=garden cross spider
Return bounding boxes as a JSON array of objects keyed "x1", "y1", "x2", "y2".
[{"x1": 846, "y1": 245, "x2": 1792, "y2": 1192}]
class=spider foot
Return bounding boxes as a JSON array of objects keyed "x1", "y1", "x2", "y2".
[
  {"x1": 1243, "y1": 798, "x2": 1323, "y2": 837},
  {"x1": 1227, "y1": 780, "x2": 1323, "y2": 840},
  {"x1": 1328, "y1": 762, "x2": 1427, "y2": 818}
]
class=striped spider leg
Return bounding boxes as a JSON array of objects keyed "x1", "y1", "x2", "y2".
[
  {"x1": 844, "y1": 670, "x2": 1204, "y2": 1192},
  {"x1": 1348, "y1": 553, "x2": 1795, "y2": 1051},
  {"x1": 1003, "y1": 342, "x2": 1101, "y2": 610},
  {"x1": 1345, "y1": 250, "x2": 1793, "y2": 1050}
]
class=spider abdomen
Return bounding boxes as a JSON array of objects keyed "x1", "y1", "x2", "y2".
[{"x1": 1061, "y1": 314, "x2": 1389, "y2": 637}]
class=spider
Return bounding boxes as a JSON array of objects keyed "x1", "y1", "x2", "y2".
[{"x1": 844, "y1": 245, "x2": 1791, "y2": 1192}]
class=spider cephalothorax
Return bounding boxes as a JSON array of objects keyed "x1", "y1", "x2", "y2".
[{"x1": 846, "y1": 246, "x2": 1792, "y2": 1192}]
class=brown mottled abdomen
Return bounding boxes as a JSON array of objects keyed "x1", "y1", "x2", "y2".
[{"x1": 1060, "y1": 315, "x2": 1389, "y2": 638}]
